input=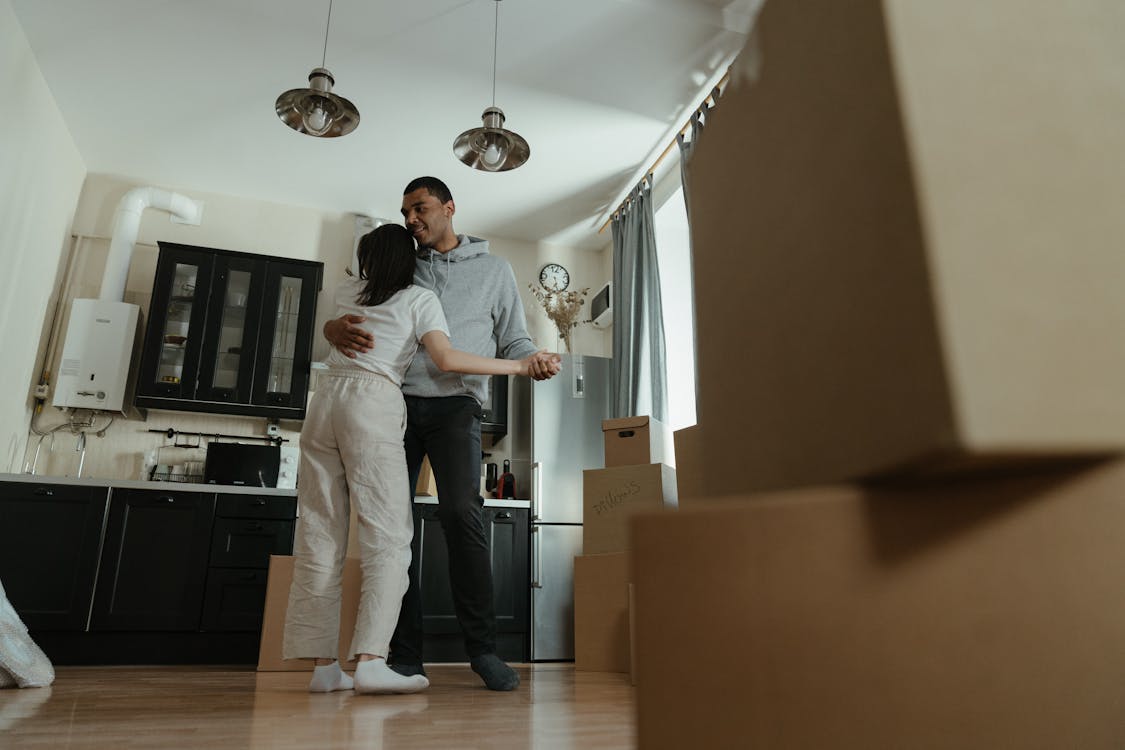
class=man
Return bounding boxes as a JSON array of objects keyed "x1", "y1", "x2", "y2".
[{"x1": 325, "y1": 176, "x2": 560, "y2": 691}]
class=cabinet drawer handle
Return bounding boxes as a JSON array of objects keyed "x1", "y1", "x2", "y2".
[
  {"x1": 33, "y1": 487, "x2": 54, "y2": 496},
  {"x1": 252, "y1": 498, "x2": 267, "y2": 506},
  {"x1": 246, "y1": 522, "x2": 263, "y2": 531},
  {"x1": 159, "y1": 496, "x2": 175, "y2": 504},
  {"x1": 496, "y1": 511, "x2": 512, "y2": 519}
]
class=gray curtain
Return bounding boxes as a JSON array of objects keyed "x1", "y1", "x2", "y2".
[
  {"x1": 676, "y1": 98, "x2": 712, "y2": 221},
  {"x1": 611, "y1": 181, "x2": 668, "y2": 421}
]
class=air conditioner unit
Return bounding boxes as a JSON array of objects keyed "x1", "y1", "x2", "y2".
[
  {"x1": 352, "y1": 215, "x2": 393, "y2": 276},
  {"x1": 591, "y1": 281, "x2": 612, "y2": 329}
]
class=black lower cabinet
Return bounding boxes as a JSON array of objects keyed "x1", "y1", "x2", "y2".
[
  {"x1": 90, "y1": 489, "x2": 215, "y2": 632},
  {"x1": 0, "y1": 482, "x2": 107, "y2": 631},
  {"x1": 3, "y1": 481, "x2": 295, "y2": 665},
  {"x1": 414, "y1": 504, "x2": 529, "y2": 662},
  {"x1": 201, "y1": 494, "x2": 296, "y2": 632}
]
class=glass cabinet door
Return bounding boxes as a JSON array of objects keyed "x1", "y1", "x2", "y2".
[
  {"x1": 253, "y1": 262, "x2": 319, "y2": 409},
  {"x1": 136, "y1": 248, "x2": 213, "y2": 399},
  {"x1": 196, "y1": 256, "x2": 265, "y2": 404}
]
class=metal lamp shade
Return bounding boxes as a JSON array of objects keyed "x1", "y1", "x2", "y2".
[
  {"x1": 453, "y1": 107, "x2": 530, "y2": 172},
  {"x1": 275, "y1": 67, "x2": 359, "y2": 138}
]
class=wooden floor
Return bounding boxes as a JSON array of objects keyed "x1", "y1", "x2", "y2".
[{"x1": 1, "y1": 663, "x2": 635, "y2": 749}]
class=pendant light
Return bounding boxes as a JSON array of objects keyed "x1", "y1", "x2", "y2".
[
  {"x1": 275, "y1": 0, "x2": 360, "y2": 138},
  {"x1": 453, "y1": 0, "x2": 530, "y2": 172}
]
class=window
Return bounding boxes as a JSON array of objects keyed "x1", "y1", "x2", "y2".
[{"x1": 653, "y1": 185, "x2": 697, "y2": 430}]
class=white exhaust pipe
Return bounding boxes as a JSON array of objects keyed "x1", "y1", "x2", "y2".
[{"x1": 99, "y1": 187, "x2": 203, "y2": 302}]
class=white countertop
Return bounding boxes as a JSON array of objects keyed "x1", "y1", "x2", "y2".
[
  {"x1": 0, "y1": 473, "x2": 297, "y2": 497},
  {"x1": 0, "y1": 474, "x2": 531, "y2": 506},
  {"x1": 414, "y1": 495, "x2": 530, "y2": 509}
]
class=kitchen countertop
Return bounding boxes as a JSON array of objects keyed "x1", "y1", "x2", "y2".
[
  {"x1": 414, "y1": 496, "x2": 530, "y2": 509},
  {"x1": 1, "y1": 474, "x2": 531, "y2": 506},
  {"x1": 0, "y1": 473, "x2": 297, "y2": 497}
]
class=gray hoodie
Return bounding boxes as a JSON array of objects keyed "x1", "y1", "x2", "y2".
[{"x1": 404, "y1": 234, "x2": 539, "y2": 403}]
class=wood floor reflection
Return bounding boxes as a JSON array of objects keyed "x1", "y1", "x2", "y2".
[{"x1": 1, "y1": 664, "x2": 635, "y2": 749}]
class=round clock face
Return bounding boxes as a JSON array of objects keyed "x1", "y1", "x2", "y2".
[{"x1": 539, "y1": 263, "x2": 570, "y2": 292}]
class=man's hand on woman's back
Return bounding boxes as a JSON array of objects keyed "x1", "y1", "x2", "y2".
[{"x1": 324, "y1": 314, "x2": 375, "y2": 358}]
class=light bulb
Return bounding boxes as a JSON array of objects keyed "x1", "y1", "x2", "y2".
[
  {"x1": 482, "y1": 140, "x2": 507, "y2": 169},
  {"x1": 303, "y1": 103, "x2": 332, "y2": 135}
]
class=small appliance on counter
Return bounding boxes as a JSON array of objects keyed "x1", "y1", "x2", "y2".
[{"x1": 203, "y1": 442, "x2": 281, "y2": 487}]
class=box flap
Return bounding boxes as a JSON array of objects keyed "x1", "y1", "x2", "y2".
[{"x1": 602, "y1": 416, "x2": 651, "y2": 432}]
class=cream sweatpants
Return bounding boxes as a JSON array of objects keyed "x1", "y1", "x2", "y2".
[{"x1": 282, "y1": 369, "x2": 413, "y2": 662}]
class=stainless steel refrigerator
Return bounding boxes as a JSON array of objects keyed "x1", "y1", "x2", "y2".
[{"x1": 524, "y1": 353, "x2": 612, "y2": 660}]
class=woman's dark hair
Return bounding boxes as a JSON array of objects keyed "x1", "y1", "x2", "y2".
[{"x1": 355, "y1": 224, "x2": 417, "y2": 306}]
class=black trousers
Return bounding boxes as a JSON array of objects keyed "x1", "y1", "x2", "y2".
[{"x1": 389, "y1": 395, "x2": 495, "y2": 664}]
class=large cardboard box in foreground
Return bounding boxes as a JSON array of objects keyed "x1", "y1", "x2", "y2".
[
  {"x1": 630, "y1": 459, "x2": 1125, "y2": 749},
  {"x1": 686, "y1": 0, "x2": 1125, "y2": 494},
  {"x1": 583, "y1": 464, "x2": 677, "y2": 554},
  {"x1": 573, "y1": 552, "x2": 630, "y2": 673}
]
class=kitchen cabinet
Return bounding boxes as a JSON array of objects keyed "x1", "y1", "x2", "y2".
[
  {"x1": 0, "y1": 477, "x2": 297, "y2": 664},
  {"x1": 201, "y1": 494, "x2": 296, "y2": 632},
  {"x1": 90, "y1": 488, "x2": 216, "y2": 631},
  {"x1": 0, "y1": 482, "x2": 108, "y2": 631},
  {"x1": 412, "y1": 503, "x2": 529, "y2": 662},
  {"x1": 481, "y1": 374, "x2": 509, "y2": 438},
  {"x1": 135, "y1": 241, "x2": 323, "y2": 419}
]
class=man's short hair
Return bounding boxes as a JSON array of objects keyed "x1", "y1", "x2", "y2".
[{"x1": 404, "y1": 176, "x2": 453, "y2": 204}]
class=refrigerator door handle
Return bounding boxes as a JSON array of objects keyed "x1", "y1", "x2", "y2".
[
  {"x1": 531, "y1": 461, "x2": 542, "y2": 521},
  {"x1": 530, "y1": 526, "x2": 543, "y2": 588}
]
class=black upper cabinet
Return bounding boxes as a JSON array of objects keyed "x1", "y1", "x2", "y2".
[
  {"x1": 481, "y1": 374, "x2": 509, "y2": 437},
  {"x1": 136, "y1": 242, "x2": 323, "y2": 419}
]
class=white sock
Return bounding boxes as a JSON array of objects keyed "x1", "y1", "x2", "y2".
[
  {"x1": 308, "y1": 661, "x2": 354, "y2": 693},
  {"x1": 354, "y1": 658, "x2": 430, "y2": 694}
]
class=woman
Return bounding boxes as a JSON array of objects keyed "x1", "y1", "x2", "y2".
[{"x1": 283, "y1": 224, "x2": 544, "y2": 694}]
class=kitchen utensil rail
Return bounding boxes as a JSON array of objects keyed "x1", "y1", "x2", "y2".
[{"x1": 148, "y1": 427, "x2": 288, "y2": 446}]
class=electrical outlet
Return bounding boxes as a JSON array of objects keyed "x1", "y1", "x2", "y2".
[
  {"x1": 33, "y1": 383, "x2": 50, "y2": 400},
  {"x1": 266, "y1": 420, "x2": 280, "y2": 437}
]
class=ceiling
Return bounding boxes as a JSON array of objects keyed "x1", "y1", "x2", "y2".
[{"x1": 11, "y1": 0, "x2": 754, "y2": 251}]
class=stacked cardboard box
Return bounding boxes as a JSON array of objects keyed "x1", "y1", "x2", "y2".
[
  {"x1": 630, "y1": 0, "x2": 1125, "y2": 745},
  {"x1": 573, "y1": 416, "x2": 677, "y2": 673}
]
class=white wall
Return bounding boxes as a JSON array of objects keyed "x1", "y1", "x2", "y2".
[
  {"x1": 493, "y1": 236, "x2": 612, "y2": 358},
  {"x1": 0, "y1": 0, "x2": 87, "y2": 472},
  {"x1": 26, "y1": 174, "x2": 610, "y2": 479}
]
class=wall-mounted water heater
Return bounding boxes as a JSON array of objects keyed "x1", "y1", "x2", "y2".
[
  {"x1": 53, "y1": 299, "x2": 142, "y2": 412},
  {"x1": 50, "y1": 186, "x2": 202, "y2": 415},
  {"x1": 591, "y1": 281, "x2": 613, "y2": 329}
]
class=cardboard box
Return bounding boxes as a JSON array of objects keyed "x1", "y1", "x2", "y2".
[
  {"x1": 686, "y1": 0, "x2": 1125, "y2": 495},
  {"x1": 415, "y1": 455, "x2": 437, "y2": 497},
  {"x1": 583, "y1": 464, "x2": 676, "y2": 554},
  {"x1": 573, "y1": 553, "x2": 630, "y2": 673},
  {"x1": 627, "y1": 582, "x2": 636, "y2": 686},
  {"x1": 672, "y1": 425, "x2": 704, "y2": 504},
  {"x1": 630, "y1": 459, "x2": 1125, "y2": 748},
  {"x1": 256, "y1": 555, "x2": 362, "y2": 671},
  {"x1": 602, "y1": 416, "x2": 675, "y2": 468}
]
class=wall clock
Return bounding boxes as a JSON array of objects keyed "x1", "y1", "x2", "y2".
[{"x1": 538, "y1": 262, "x2": 570, "y2": 292}]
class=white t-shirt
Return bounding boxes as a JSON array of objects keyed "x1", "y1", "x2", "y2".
[{"x1": 324, "y1": 279, "x2": 450, "y2": 386}]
